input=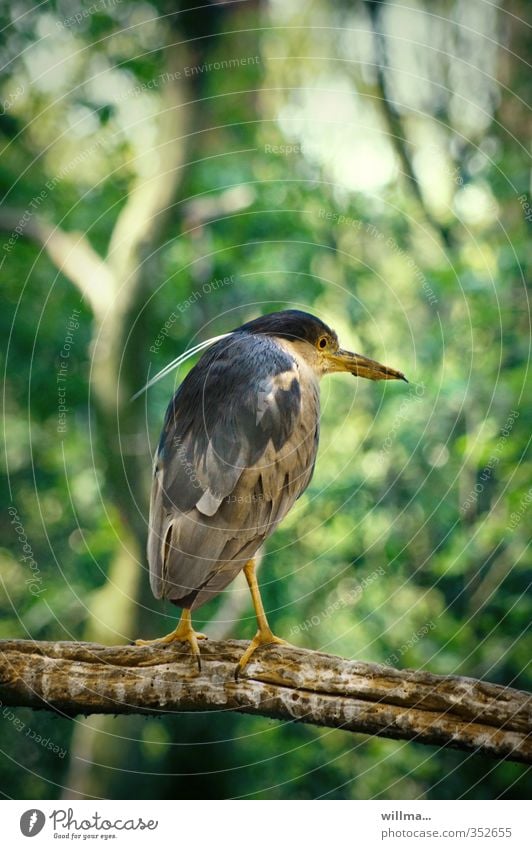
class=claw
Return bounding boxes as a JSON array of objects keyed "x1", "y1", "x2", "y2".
[
  {"x1": 235, "y1": 629, "x2": 291, "y2": 681},
  {"x1": 133, "y1": 609, "x2": 206, "y2": 672},
  {"x1": 235, "y1": 559, "x2": 294, "y2": 680}
]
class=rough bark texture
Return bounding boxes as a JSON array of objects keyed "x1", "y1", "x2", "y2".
[{"x1": 1, "y1": 639, "x2": 530, "y2": 763}]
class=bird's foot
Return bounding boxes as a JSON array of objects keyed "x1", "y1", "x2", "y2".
[
  {"x1": 134, "y1": 622, "x2": 207, "y2": 671},
  {"x1": 235, "y1": 627, "x2": 292, "y2": 680}
]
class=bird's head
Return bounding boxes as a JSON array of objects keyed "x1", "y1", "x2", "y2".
[
  {"x1": 131, "y1": 308, "x2": 407, "y2": 401},
  {"x1": 238, "y1": 309, "x2": 407, "y2": 382}
]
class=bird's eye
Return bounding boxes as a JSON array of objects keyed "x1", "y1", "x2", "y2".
[{"x1": 318, "y1": 337, "x2": 327, "y2": 349}]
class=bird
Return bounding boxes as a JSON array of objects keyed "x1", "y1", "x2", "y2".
[{"x1": 135, "y1": 309, "x2": 407, "y2": 676}]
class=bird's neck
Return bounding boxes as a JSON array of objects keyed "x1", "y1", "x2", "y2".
[{"x1": 273, "y1": 337, "x2": 324, "y2": 383}]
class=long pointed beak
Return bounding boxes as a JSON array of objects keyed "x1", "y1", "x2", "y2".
[{"x1": 325, "y1": 349, "x2": 408, "y2": 382}]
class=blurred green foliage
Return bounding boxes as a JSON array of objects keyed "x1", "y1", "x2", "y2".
[{"x1": 0, "y1": 0, "x2": 530, "y2": 799}]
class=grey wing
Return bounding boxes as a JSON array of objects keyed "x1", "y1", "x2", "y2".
[{"x1": 147, "y1": 333, "x2": 320, "y2": 609}]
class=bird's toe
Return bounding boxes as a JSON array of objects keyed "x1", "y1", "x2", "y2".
[{"x1": 234, "y1": 629, "x2": 293, "y2": 680}]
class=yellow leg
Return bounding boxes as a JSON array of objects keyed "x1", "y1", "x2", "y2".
[
  {"x1": 134, "y1": 608, "x2": 207, "y2": 671},
  {"x1": 235, "y1": 559, "x2": 292, "y2": 679}
]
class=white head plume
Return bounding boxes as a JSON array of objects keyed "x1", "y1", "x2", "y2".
[{"x1": 131, "y1": 333, "x2": 233, "y2": 401}]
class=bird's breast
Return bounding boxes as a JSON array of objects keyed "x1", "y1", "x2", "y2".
[{"x1": 274, "y1": 337, "x2": 321, "y2": 429}]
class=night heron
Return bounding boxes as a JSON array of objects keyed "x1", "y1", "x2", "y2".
[{"x1": 135, "y1": 310, "x2": 406, "y2": 675}]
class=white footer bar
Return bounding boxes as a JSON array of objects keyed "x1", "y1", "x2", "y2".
[{"x1": 3, "y1": 799, "x2": 529, "y2": 848}]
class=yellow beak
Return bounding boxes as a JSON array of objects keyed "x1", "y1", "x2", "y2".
[{"x1": 325, "y1": 349, "x2": 408, "y2": 382}]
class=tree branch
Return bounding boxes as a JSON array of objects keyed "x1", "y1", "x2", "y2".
[
  {"x1": 105, "y1": 40, "x2": 190, "y2": 305},
  {"x1": 0, "y1": 210, "x2": 114, "y2": 319},
  {"x1": 1, "y1": 640, "x2": 530, "y2": 763},
  {"x1": 365, "y1": 0, "x2": 453, "y2": 248}
]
